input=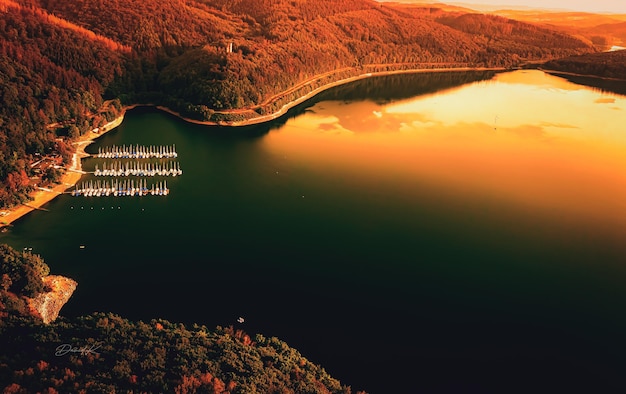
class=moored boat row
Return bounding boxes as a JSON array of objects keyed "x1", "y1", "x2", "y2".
[
  {"x1": 72, "y1": 179, "x2": 170, "y2": 197},
  {"x1": 94, "y1": 161, "x2": 182, "y2": 177},
  {"x1": 96, "y1": 144, "x2": 177, "y2": 159}
]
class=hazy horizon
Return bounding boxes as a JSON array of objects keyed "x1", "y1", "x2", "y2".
[{"x1": 378, "y1": 0, "x2": 626, "y2": 13}]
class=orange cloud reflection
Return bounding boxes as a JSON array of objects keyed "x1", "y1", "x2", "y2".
[{"x1": 263, "y1": 70, "x2": 626, "y2": 230}]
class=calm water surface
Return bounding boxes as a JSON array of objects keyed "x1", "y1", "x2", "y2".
[{"x1": 4, "y1": 70, "x2": 626, "y2": 393}]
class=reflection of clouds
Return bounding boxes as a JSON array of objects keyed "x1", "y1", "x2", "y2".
[
  {"x1": 506, "y1": 125, "x2": 548, "y2": 139},
  {"x1": 496, "y1": 122, "x2": 580, "y2": 142},
  {"x1": 494, "y1": 70, "x2": 584, "y2": 92},
  {"x1": 317, "y1": 123, "x2": 339, "y2": 132},
  {"x1": 296, "y1": 70, "x2": 626, "y2": 148},
  {"x1": 303, "y1": 102, "x2": 588, "y2": 147},
  {"x1": 403, "y1": 112, "x2": 434, "y2": 126},
  {"x1": 309, "y1": 100, "x2": 408, "y2": 134},
  {"x1": 595, "y1": 98, "x2": 616, "y2": 104},
  {"x1": 401, "y1": 120, "x2": 572, "y2": 146},
  {"x1": 269, "y1": 70, "x2": 626, "y2": 228},
  {"x1": 539, "y1": 122, "x2": 579, "y2": 129}
]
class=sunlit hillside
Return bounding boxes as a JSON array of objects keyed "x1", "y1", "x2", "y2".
[
  {"x1": 0, "y1": 244, "x2": 360, "y2": 394},
  {"x1": 490, "y1": 9, "x2": 626, "y2": 49},
  {"x1": 543, "y1": 48, "x2": 626, "y2": 80},
  {"x1": 0, "y1": 0, "x2": 594, "y2": 206}
]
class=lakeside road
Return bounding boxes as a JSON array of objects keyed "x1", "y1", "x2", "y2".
[
  {"x1": 0, "y1": 115, "x2": 124, "y2": 228},
  {"x1": 538, "y1": 67, "x2": 626, "y2": 82},
  {"x1": 155, "y1": 66, "x2": 507, "y2": 127}
]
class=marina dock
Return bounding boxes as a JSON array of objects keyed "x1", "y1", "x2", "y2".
[
  {"x1": 96, "y1": 144, "x2": 177, "y2": 159},
  {"x1": 71, "y1": 179, "x2": 170, "y2": 197},
  {"x1": 94, "y1": 161, "x2": 182, "y2": 177},
  {"x1": 73, "y1": 143, "x2": 181, "y2": 197}
]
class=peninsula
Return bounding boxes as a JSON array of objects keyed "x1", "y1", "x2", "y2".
[{"x1": 0, "y1": 244, "x2": 360, "y2": 393}]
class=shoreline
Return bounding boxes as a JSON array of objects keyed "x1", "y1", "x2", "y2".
[
  {"x1": 152, "y1": 66, "x2": 507, "y2": 127},
  {"x1": 0, "y1": 115, "x2": 125, "y2": 228},
  {"x1": 0, "y1": 66, "x2": 504, "y2": 227},
  {"x1": 538, "y1": 67, "x2": 626, "y2": 82}
]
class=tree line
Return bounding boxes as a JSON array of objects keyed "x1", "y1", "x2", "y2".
[{"x1": 543, "y1": 49, "x2": 626, "y2": 80}]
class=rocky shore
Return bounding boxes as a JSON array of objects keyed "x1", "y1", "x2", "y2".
[{"x1": 28, "y1": 275, "x2": 77, "y2": 324}]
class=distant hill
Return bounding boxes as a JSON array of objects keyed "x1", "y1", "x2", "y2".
[
  {"x1": 581, "y1": 21, "x2": 626, "y2": 48},
  {"x1": 491, "y1": 9, "x2": 626, "y2": 49},
  {"x1": 543, "y1": 49, "x2": 626, "y2": 80},
  {"x1": 0, "y1": 0, "x2": 594, "y2": 206}
]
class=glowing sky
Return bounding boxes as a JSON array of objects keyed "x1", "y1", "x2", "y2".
[{"x1": 450, "y1": 0, "x2": 626, "y2": 13}]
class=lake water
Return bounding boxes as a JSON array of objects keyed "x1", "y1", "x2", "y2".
[{"x1": 4, "y1": 70, "x2": 626, "y2": 393}]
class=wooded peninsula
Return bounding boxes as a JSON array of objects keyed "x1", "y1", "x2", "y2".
[{"x1": 0, "y1": 244, "x2": 360, "y2": 393}]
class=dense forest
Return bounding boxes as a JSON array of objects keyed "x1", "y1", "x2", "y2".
[
  {"x1": 0, "y1": 0, "x2": 596, "y2": 205},
  {"x1": 543, "y1": 49, "x2": 626, "y2": 80},
  {"x1": 0, "y1": 244, "x2": 361, "y2": 393}
]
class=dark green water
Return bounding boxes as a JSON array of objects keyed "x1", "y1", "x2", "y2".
[{"x1": 4, "y1": 71, "x2": 626, "y2": 393}]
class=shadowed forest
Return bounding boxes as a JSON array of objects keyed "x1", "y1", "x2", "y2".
[{"x1": 0, "y1": 246, "x2": 359, "y2": 393}]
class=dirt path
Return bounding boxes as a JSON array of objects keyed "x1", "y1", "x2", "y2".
[{"x1": 0, "y1": 115, "x2": 124, "y2": 227}]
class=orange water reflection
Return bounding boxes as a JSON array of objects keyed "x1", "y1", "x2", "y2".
[{"x1": 263, "y1": 70, "x2": 626, "y2": 230}]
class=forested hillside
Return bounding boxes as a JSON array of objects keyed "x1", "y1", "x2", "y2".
[
  {"x1": 0, "y1": 0, "x2": 124, "y2": 206},
  {"x1": 0, "y1": 0, "x2": 594, "y2": 207},
  {"x1": 0, "y1": 244, "x2": 359, "y2": 393},
  {"x1": 543, "y1": 49, "x2": 626, "y2": 80},
  {"x1": 490, "y1": 9, "x2": 626, "y2": 50}
]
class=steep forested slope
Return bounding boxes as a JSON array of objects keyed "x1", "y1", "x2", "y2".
[
  {"x1": 25, "y1": 0, "x2": 244, "y2": 49},
  {"x1": 23, "y1": 0, "x2": 594, "y2": 112},
  {"x1": 155, "y1": 1, "x2": 594, "y2": 119},
  {"x1": 543, "y1": 49, "x2": 626, "y2": 79}
]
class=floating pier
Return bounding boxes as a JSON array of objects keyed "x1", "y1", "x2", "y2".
[
  {"x1": 96, "y1": 144, "x2": 177, "y2": 159},
  {"x1": 94, "y1": 161, "x2": 182, "y2": 177},
  {"x1": 71, "y1": 179, "x2": 169, "y2": 197},
  {"x1": 80, "y1": 143, "x2": 180, "y2": 197}
]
